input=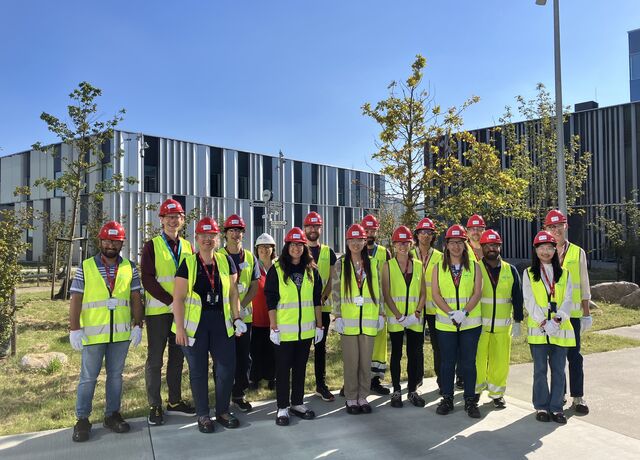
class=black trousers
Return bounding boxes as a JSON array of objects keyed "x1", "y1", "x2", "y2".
[
  {"x1": 275, "y1": 339, "x2": 312, "y2": 409},
  {"x1": 249, "y1": 326, "x2": 275, "y2": 384},
  {"x1": 145, "y1": 313, "x2": 185, "y2": 406},
  {"x1": 313, "y1": 312, "x2": 331, "y2": 388},
  {"x1": 389, "y1": 328, "x2": 424, "y2": 393},
  {"x1": 232, "y1": 323, "x2": 252, "y2": 399}
]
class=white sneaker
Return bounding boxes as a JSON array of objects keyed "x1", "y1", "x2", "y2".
[{"x1": 277, "y1": 408, "x2": 289, "y2": 418}]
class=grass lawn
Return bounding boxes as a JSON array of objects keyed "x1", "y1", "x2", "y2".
[{"x1": 1, "y1": 291, "x2": 639, "y2": 436}]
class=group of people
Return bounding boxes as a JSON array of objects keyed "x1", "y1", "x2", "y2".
[{"x1": 68, "y1": 199, "x2": 592, "y2": 442}]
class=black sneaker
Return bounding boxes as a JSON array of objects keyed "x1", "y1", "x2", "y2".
[
  {"x1": 233, "y1": 397, "x2": 253, "y2": 412},
  {"x1": 72, "y1": 418, "x2": 91, "y2": 442},
  {"x1": 315, "y1": 385, "x2": 335, "y2": 402},
  {"x1": 371, "y1": 378, "x2": 391, "y2": 395},
  {"x1": 166, "y1": 400, "x2": 196, "y2": 416},
  {"x1": 464, "y1": 399, "x2": 481, "y2": 419},
  {"x1": 455, "y1": 376, "x2": 464, "y2": 390},
  {"x1": 493, "y1": 397, "x2": 506, "y2": 409},
  {"x1": 198, "y1": 416, "x2": 215, "y2": 433},
  {"x1": 104, "y1": 411, "x2": 130, "y2": 433},
  {"x1": 573, "y1": 397, "x2": 589, "y2": 415},
  {"x1": 148, "y1": 406, "x2": 165, "y2": 426},
  {"x1": 408, "y1": 391, "x2": 426, "y2": 407},
  {"x1": 390, "y1": 391, "x2": 403, "y2": 408},
  {"x1": 436, "y1": 397, "x2": 454, "y2": 415}
]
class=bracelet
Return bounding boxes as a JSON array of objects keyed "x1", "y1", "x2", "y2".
[{"x1": 233, "y1": 317, "x2": 241, "y2": 322}]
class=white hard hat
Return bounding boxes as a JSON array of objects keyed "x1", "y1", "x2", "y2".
[{"x1": 255, "y1": 233, "x2": 276, "y2": 246}]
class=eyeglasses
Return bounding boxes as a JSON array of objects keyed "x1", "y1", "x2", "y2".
[
  {"x1": 417, "y1": 230, "x2": 434, "y2": 235},
  {"x1": 197, "y1": 234, "x2": 217, "y2": 241}
]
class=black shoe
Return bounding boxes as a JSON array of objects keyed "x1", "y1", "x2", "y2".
[
  {"x1": 290, "y1": 406, "x2": 315, "y2": 420},
  {"x1": 473, "y1": 393, "x2": 480, "y2": 404},
  {"x1": 148, "y1": 405, "x2": 164, "y2": 425},
  {"x1": 464, "y1": 399, "x2": 481, "y2": 419},
  {"x1": 493, "y1": 397, "x2": 506, "y2": 409},
  {"x1": 104, "y1": 412, "x2": 130, "y2": 433},
  {"x1": 408, "y1": 392, "x2": 426, "y2": 407},
  {"x1": 345, "y1": 402, "x2": 361, "y2": 414},
  {"x1": 551, "y1": 412, "x2": 567, "y2": 424},
  {"x1": 216, "y1": 413, "x2": 239, "y2": 429},
  {"x1": 390, "y1": 391, "x2": 403, "y2": 408},
  {"x1": 232, "y1": 398, "x2": 253, "y2": 412},
  {"x1": 315, "y1": 385, "x2": 335, "y2": 402},
  {"x1": 536, "y1": 411, "x2": 551, "y2": 422},
  {"x1": 166, "y1": 400, "x2": 196, "y2": 416},
  {"x1": 267, "y1": 380, "x2": 276, "y2": 390},
  {"x1": 72, "y1": 418, "x2": 91, "y2": 442},
  {"x1": 573, "y1": 398, "x2": 589, "y2": 415},
  {"x1": 371, "y1": 379, "x2": 391, "y2": 395},
  {"x1": 455, "y1": 376, "x2": 464, "y2": 390},
  {"x1": 359, "y1": 403, "x2": 372, "y2": 414},
  {"x1": 436, "y1": 397, "x2": 454, "y2": 415},
  {"x1": 275, "y1": 414, "x2": 290, "y2": 426},
  {"x1": 198, "y1": 416, "x2": 215, "y2": 433},
  {"x1": 339, "y1": 387, "x2": 345, "y2": 397}
]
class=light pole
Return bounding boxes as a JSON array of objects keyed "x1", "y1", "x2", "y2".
[{"x1": 536, "y1": 0, "x2": 567, "y2": 215}]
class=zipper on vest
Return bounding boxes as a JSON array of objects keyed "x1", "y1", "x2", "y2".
[
  {"x1": 297, "y1": 287, "x2": 302, "y2": 341},
  {"x1": 110, "y1": 309, "x2": 114, "y2": 343},
  {"x1": 404, "y1": 277, "x2": 410, "y2": 317},
  {"x1": 491, "y1": 284, "x2": 497, "y2": 333}
]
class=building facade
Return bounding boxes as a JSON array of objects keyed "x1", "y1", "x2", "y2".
[
  {"x1": 630, "y1": 28, "x2": 640, "y2": 103},
  {"x1": 0, "y1": 130, "x2": 384, "y2": 263}
]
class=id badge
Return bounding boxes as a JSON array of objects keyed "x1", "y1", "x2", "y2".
[
  {"x1": 107, "y1": 298, "x2": 118, "y2": 311},
  {"x1": 239, "y1": 261, "x2": 249, "y2": 270},
  {"x1": 207, "y1": 292, "x2": 219, "y2": 305},
  {"x1": 237, "y1": 284, "x2": 246, "y2": 294},
  {"x1": 354, "y1": 296, "x2": 364, "y2": 307},
  {"x1": 187, "y1": 336, "x2": 196, "y2": 347}
]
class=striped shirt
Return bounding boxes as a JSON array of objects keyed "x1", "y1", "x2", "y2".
[{"x1": 70, "y1": 255, "x2": 142, "y2": 294}]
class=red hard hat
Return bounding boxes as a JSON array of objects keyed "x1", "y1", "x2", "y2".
[
  {"x1": 223, "y1": 214, "x2": 246, "y2": 230},
  {"x1": 159, "y1": 199, "x2": 185, "y2": 216},
  {"x1": 533, "y1": 230, "x2": 557, "y2": 246},
  {"x1": 392, "y1": 226, "x2": 413, "y2": 243},
  {"x1": 285, "y1": 227, "x2": 308, "y2": 244},
  {"x1": 466, "y1": 214, "x2": 486, "y2": 228},
  {"x1": 361, "y1": 214, "x2": 380, "y2": 230},
  {"x1": 304, "y1": 211, "x2": 323, "y2": 226},
  {"x1": 480, "y1": 229, "x2": 502, "y2": 245},
  {"x1": 544, "y1": 209, "x2": 567, "y2": 227},
  {"x1": 99, "y1": 221, "x2": 126, "y2": 241},
  {"x1": 445, "y1": 224, "x2": 467, "y2": 240},
  {"x1": 346, "y1": 224, "x2": 366, "y2": 240},
  {"x1": 415, "y1": 217, "x2": 435, "y2": 231},
  {"x1": 196, "y1": 217, "x2": 220, "y2": 234}
]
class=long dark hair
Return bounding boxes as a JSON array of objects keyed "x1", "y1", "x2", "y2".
[
  {"x1": 530, "y1": 245, "x2": 563, "y2": 282},
  {"x1": 278, "y1": 242, "x2": 315, "y2": 284},
  {"x1": 442, "y1": 242, "x2": 470, "y2": 272},
  {"x1": 342, "y1": 245, "x2": 377, "y2": 305}
]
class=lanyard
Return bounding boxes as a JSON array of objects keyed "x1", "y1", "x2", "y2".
[
  {"x1": 450, "y1": 265, "x2": 462, "y2": 287},
  {"x1": 558, "y1": 241, "x2": 569, "y2": 266},
  {"x1": 100, "y1": 256, "x2": 118, "y2": 295},
  {"x1": 198, "y1": 253, "x2": 217, "y2": 292},
  {"x1": 540, "y1": 265, "x2": 556, "y2": 299},
  {"x1": 420, "y1": 247, "x2": 432, "y2": 269},
  {"x1": 162, "y1": 233, "x2": 182, "y2": 269},
  {"x1": 352, "y1": 260, "x2": 365, "y2": 294}
]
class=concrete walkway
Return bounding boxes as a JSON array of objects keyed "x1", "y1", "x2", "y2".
[
  {"x1": 595, "y1": 324, "x2": 640, "y2": 341},
  {"x1": 1, "y1": 348, "x2": 639, "y2": 459}
]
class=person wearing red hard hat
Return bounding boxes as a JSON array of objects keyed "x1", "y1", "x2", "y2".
[
  {"x1": 523, "y1": 230, "x2": 576, "y2": 425},
  {"x1": 411, "y1": 217, "x2": 444, "y2": 391},
  {"x1": 543, "y1": 209, "x2": 592, "y2": 416},
  {"x1": 381, "y1": 226, "x2": 427, "y2": 409},
  {"x1": 172, "y1": 217, "x2": 244, "y2": 433},
  {"x1": 361, "y1": 214, "x2": 392, "y2": 396},
  {"x1": 474, "y1": 229, "x2": 524, "y2": 410},
  {"x1": 70, "y1": 221, "x2": 144, "y2": 442},
  {"x1": 140, "y1": 198, "x2": 195, "y2": 425},
  {"x1": 466, "y1": 214, "x2": 486, "y2": 262},
  {"x1": 218, "y1": 213, "x2": 260, "y2": 413},
  {"x1": 331, "y1": 224, "x2": 383, "y2": 414},
  {"x1": 431, "y1": 224, "x2": 483, "y2": 418},
  {"x1": 303, "y1": 211, "x2": 337, "y2": 402},
  {"x1": 264, "y1": 227, "x2": 324, "y2": 426}
]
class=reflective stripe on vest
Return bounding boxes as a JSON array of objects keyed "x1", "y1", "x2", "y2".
[
  {"x1": 219, "y1": 247, "x2": 255, "y2": 322},
  {"x1": 386, "y1": 258, "x2": 423, "y2": 333},
  {"x1": 479, "y1": 261, "x2": 515, "y2": 334},
  {"x1": 145, "y1": 235, "x2": 193, "y2": 316},
  {"x1": 562, "y1": 243, "x2": 584, "y2": 318},
  {"x1": 275, "y1": 262, "x2": 316, "y2": 342},
  {"x1": 80, "y1": 257, "x2": 133, "y2": 345},
  {"x1": 435, "y1": 261, "x2": 480, "y2": 332},
  {"x1": 171, "y1": 253, "x2": 235, "y2": 339},
  {"x1": 340, "y1": 257, "x2": 380, "y2": 337},
  {"x1": 526, "y1": 268, "x2": 576, "y2": 347}
]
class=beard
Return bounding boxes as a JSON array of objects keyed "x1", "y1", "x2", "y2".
[
  {"x1": 101, "y1": 248, "x2": 119, "y2": 259},
  {"x1": 306, "y1": 232, "x2": 319, "y2": 242},
  {"x1": 366, "y1": 236, "x2": 376, "y2": 245},
  {"x1": 484, "y1": 251, "x2": 499, "y2": 261}
]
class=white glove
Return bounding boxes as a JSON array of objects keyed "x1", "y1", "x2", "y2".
[
  {"x1": 581, "y1": 315, "x2": 593, "y2": 333},
  {"x1": 451, "y1": 310, "x2": 466, "y2": 325},
  {"x1": 511, "y1": 322, "x2": 521, "y2": 337},
  {"x1": 269, "y1": 328, "x2": 281, "y2": 345},
  {"x1": 554, "y1": 310, "x2": 569, "y2": 322},
  {"x1": 69, "y1": 329, "x2": 87, "y2": 351},
  {"x1": 315, "y1": 327, "x2": 325, "y2": 344},
  {"x1": 234, "y1": 319, "x2": 247, "y2": 336},
  {"x1": 377, "y1": 315, "x2": 385, "y2": 331},
  {"x1": 543, "y1": 320, "x2": 559, "y2": 336},
  {"x1": 334, "y1": 317, "x2": 345, "y2": 334},
  {"x1": 130, "y1": 326, "x2": 142, "y2": 347},
  {"x1": 402, "y1": 314, "x2": 419, "y2": 327}
]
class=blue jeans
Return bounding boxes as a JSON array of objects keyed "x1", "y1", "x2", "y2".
[
  {"x1": 567, "y1": 317, "x2": 584, "y2": 397},
  {"x1": 182, "y1": 309, "x2": 236, "y2": 417},
  {"x1": 75, "y1": 340, "x2": 130, "y2": 418},
  {"x1": 530, "y1": 343, "x2": 568, "y2": 413},
  {"x1": 437, "y1": 326, "x2": 481, "y2": 400}
]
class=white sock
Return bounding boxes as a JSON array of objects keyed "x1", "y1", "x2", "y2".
[
  {"x1": 277, "y1": 408, "x2": 289, "y2": 417},
  {"x1": 346, "y1": 399, "x2": 358, "y2": 406},
  {"x1": 357, "y1": 398, "x2": 368, "y2": 405},
  {"x1": 291, "y1": 404, "x2": 308, "y2": 412}
]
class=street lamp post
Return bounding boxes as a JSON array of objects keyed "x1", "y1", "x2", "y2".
[{"x1": 536, "y1": 0, "x2": 567, "y2": 215}]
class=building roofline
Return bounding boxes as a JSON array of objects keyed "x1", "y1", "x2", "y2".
[{"x1": 628, "y1": 28, "x2": 640, "y2": 34}]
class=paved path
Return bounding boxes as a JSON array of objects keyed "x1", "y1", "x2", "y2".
[
  {"x1": 595, "y1": 324, "x2": 640, "y2": 341},
  {"x1": 2, "y1": 348, "x2": 639, "y2": 459}
]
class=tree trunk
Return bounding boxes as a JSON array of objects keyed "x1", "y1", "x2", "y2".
[{"x1": 62, "y1": 189, "x2": 81, "y2": 300}]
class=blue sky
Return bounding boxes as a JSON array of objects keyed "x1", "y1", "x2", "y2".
[{"x1": 0, "y1": 0, "x2": 638, "y2": 171}]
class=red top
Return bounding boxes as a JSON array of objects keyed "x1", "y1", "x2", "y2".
[{"x1": 251, "y1": 264, "x2": 270, "y2": 327}]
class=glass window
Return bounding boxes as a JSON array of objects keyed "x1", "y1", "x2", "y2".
[
  {"x1": 263, "y1": 155, "x2": 273, "y2": 193},
  {"x1": 210, "y1": 147, "x2": 223, "y2": 197},
  {"x1": 631, "y1": 53, "x2": 640, "y2": 80},
  {"x1": 143, "y1": 136, "x2": 159, "y2": 193},
  {"x1": 254, "y1": 206, "x2": 264, "y2": 236},
  {"x1": 312, "y1": 164, "x2": 319, "y2": 204},
  {"x1": 294, "y1": 161, "x2": 302, "y2": 203},
  {"x1": 294, "y1": 204, "x2": 302, "y2": 227},
  {"x1": 338, "y1": 169, "x2": 345, "y2": 206},
  {"x1": 238, "y1": 151, "x2": 250, "y2": 199}
]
